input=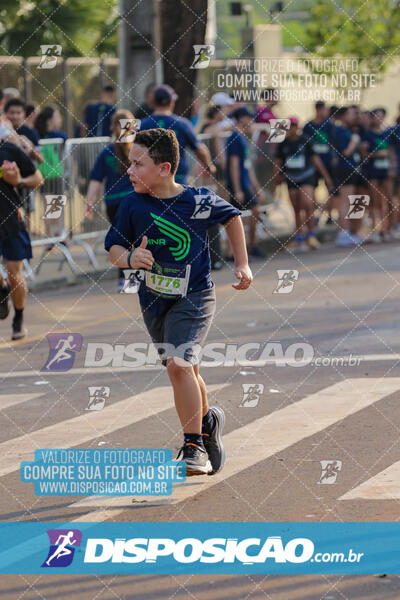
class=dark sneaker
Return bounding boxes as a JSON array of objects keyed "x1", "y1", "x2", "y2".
[
  {"x1": 11, "y1": 316, "x2": 27, "y2": 340},
  {"x1": 249, "y1": 246, "x2": 266, "y2": 258},
  {"x1": 176, "y1": 443, "x2": 212, "y2": 476},
  {"x1": 0, "y1": 284, "x2": 10, "y2": 320},
  {"x1": 202, "y1": 406, "x2": 226, "y2": 475}
]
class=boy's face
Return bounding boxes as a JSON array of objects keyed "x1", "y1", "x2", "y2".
[
  {"x1": 6, "y1": 105, "x2": 25, "y2": 128},
  {"x1": 127, "y1": 143, "x2": 171, "y2": 194}
]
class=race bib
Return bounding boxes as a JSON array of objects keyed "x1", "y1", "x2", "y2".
[
  {"x1": 145, "y1": 262, "x2": 191, "y2": 298},
  {"x1": 312, "y1": 143, "x2": 329, "y2": 154},
  {"x1": 285, "y1": 154, "x2": 305, "y2": 169},
  {"x1": 373, "y1": 158, "x2": 390, "y2": 170}
]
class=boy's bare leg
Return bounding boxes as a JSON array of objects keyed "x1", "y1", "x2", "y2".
[
  {"x1": 193, "y1": 363, "x2": 208, "y2": 417},
  {"x1": 166, "y1": 357, "x2": 203, "y2": 433}
]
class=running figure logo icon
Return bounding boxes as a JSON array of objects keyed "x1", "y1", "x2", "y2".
[
  {"x1": 38, "y1": 45, "x2": 62, "y2": 69},
  {"x1": 240, "y1": 384, "x2": 265, "y2": 408},
  {"x1": 346, "y1": 195, "x2": 370, "y2": 219},
  {"x1": 43, "y1": 195, "x2": 67, "y2": 219},
  {"x1": 274, "y1": 269, "x2": 299, "y2": 294},
  {"x1": 121, "y1": 269, "x2": 145, "y2": 293},
  {"x1": 42, "y1": 529, "x2": 82, "y2": 567},
  {"x1": 318, "y1": 460, "x2": 343, "y2": 484},
  {"x1": 190, "y1": 45, "x2": 215, "y2": 69},
  {"x1": 116, "y1": 118, "x2": 140, "y2": 143},
  {"x1": 41, "y1": 333, "x2": 83, "y2": 372},
  {"x1": 191, "y1": 192, "x2": 216, "y2": 219},
  {"x1": 267, "y1": 119, "x2": 290, "y2": 143},
  {"x1": 86, "y1": 386, "x2": 110, "y2": 411}
]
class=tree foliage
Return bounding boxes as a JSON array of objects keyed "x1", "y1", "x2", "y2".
[
  {"x1": 305, "y1": 0, "x2": 400, "y2": 75},
  {"x1": 0, "y1": 0, "x2": 118, "y2": 57}
]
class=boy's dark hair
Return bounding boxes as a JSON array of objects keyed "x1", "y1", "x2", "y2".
[
  {"x1": 315, "y1": 100, "x2": 325, "y2": 110},
  {"x1": 134, "y1": 128, "x2": 180, "y2": 175},
  {"x1": 103, "y1": 85, "x2": 115, "y2": 94},
  {"x1": 4, "y1": 98, "x2": 26, "y2": 113}
]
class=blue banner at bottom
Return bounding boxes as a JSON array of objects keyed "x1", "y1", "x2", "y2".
[{"x1": 0, "y1": 522, "x2": 398, "y2": 574}]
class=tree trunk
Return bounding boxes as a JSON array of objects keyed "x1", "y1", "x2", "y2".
[{"x1": 161, "y1": 0, "x2": 208, "y2": 117}]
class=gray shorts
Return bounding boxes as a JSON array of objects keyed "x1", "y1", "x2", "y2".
[{"x1": 142, "y1": 283, "x2": 216, "y2": 367}]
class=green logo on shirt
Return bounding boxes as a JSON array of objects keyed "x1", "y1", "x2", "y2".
[{"x1": 150, "y1": 212, "x2": 191, "y2": 260}]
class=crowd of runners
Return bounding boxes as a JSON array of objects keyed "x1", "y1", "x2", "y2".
[{"x1": 1, "y1": 82, "x2": 400, "y2": 340}]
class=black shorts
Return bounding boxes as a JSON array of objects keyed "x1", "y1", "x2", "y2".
[
  {"x1": 229, "y1": 190, "x2": 258, "y2": 210},
  {"x1": 286, "y1": 175, "x2": 316, "y2": 190},
  {"x1": 142, "y1": 283, "x2": 216, "y2": 367},
  {"x1": 333, "y1": 168, "x2": 361, "y2": 192}
]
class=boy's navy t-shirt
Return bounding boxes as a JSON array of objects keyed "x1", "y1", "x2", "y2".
[
  {"x1": 226, "y1": 131, "x2": 252, "y2": 193},
  {"x1": 139, "y1": 114, "x2": 201, "y2": 184},
  {"x1": 90, "y1": 144, "x2": 134, "y2": 206},
  {"x1": 104, "y1": 186, "x2": 241, "y2": 316}
]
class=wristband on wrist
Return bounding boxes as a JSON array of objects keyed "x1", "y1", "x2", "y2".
[{"x1": 127, "y1": 250, "x2": 133, "y2": 269}]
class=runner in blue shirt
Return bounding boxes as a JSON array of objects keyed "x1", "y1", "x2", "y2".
[
  {"x1": 332, "y1": 106, "x2": 365, "y2": 246},
  {"x1": 273, "y1": 117, "x2": 332, "y2": 253},
  {"x1": 226, "y1": 106, "x2": 266, "y2": 258},
  {"x1": 105, "y1": 128, "x2": 252, "y2": 476},
  {"x1": 83, "y1": 85, "x2": 116, "y2": 138},
  {"x1": 139, "y1": 85, "x2": 215, "y2": 184},
  {"x1": 364, "y1": 108, "x2": 397, "y2": 242},
  {"x1": 303, "y1": 101, "x2": 335, "y2": 223},
  {"x1": 86, "y1": 109, "x2": 137, "y2": 290}
]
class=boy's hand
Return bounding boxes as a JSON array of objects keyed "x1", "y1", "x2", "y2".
[
  {"x1": 232, "y1": 263, "x2": 253, "y2": 290},
  {"x1": 130, "y1": 235, "x2": 154, "y2": 269}
]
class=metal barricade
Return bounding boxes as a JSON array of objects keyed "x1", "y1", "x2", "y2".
[{"x1": 32, "y1": 136, "x2": 111, "y2": 278}]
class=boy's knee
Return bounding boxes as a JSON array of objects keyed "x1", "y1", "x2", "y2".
[{"x1": 166, "y1": 356, "x2": 194, "y2": 379}]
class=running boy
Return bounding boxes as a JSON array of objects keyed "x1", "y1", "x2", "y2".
[{"x1": 105, "y1": 129, "x2": 252, "y2": 476}]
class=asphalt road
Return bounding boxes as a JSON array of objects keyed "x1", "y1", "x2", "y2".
[{"x1": 0, "y1": 241, "x2": 400, "y2": 598}]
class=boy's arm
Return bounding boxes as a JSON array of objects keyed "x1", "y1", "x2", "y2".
[{"x1": 223, "y1": 216, "x2": 253, "y2": 290}]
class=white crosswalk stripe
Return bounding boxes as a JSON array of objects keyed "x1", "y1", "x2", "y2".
[
  {"x1": 339, "y1": 461, "x2": 400, "y2": 500},
  {"x1": 0, "y1": 393, "x2": 45, "y2": 411},
  {"x1": 0, "y1": 384, "x2": 229, "y2": 478},
  {"x1": 70, "y1": 378, "x2": 400, "y2": 522}
]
